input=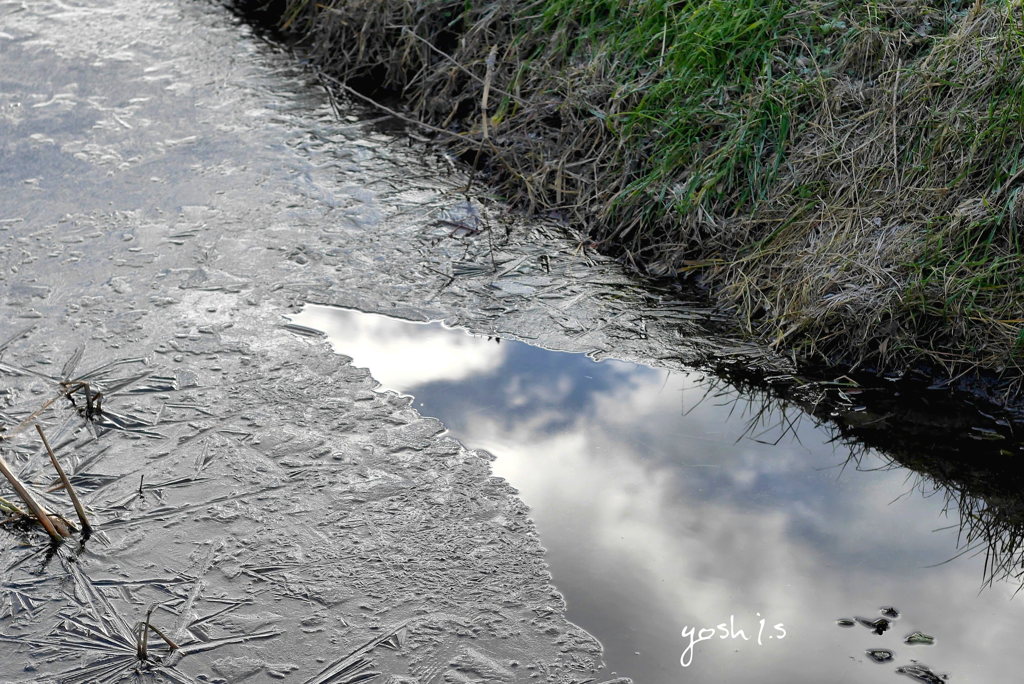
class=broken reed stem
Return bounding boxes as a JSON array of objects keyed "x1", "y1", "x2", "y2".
[
  {"x1": 0, "y1": 495, "x2": 24, "y2": 515},
  {"x1": 138, "y1": 602, "x2": 178, "y2": 656},
  {"x1": 2, "y1": 393, "x2": 61, "y2": 441},
  {"x1": 136, "y1": 619, "x2": 149, "y2": 662},
  {"x1": 147, "y1": 623, "x2": 180, "y2": 652},
  {"x1": 0, "y1": 381, "x2": 100, "y2": 444},
  {"x1": 136, "y1": 603, "x2": 176, "y2": 661},
  {"x1": 62, "y1": 381, "x2": 103, "y2": 419},
  {"x1": 0, "y1": 452, "x2": 63, "y2": 540},
  {"x1": 36, "y1": 424, "x2": 91, "y2": 533}
]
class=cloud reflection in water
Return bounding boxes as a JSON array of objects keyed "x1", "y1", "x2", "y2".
[{"x1": 293, "y1": 305, "x2": 1022, "y2": 684}]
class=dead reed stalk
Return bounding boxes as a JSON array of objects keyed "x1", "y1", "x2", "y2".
[
  {"x1": 36, "y1": 423, "x2": 91, "y2": 533},
  {"x1": 0, "y1": 452, "x2": 63, "y2": 540}
]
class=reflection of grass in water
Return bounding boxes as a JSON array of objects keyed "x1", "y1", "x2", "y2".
[
  {"x1": 911, "y1": 461, "x2": 1024, "y2": 590},
  {"x1": 820, "y1": 402, "x2": 1024, "y2": 589},
  {"x1": 844, "y1": 448, "x2": 1024, "y2": 588},
  {"x1": 681, "y1": 370, "x2": 814, "y2": 447},
  {"x1": 688, "y1": 370, "x2": 1024, "y2": 590}
]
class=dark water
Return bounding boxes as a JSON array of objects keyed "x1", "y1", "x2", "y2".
[{"x1": 293, "y1": 304, "x2": 1024, "y2": 684}]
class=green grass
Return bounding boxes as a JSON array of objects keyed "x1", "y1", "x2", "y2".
[
  {"x1": 517, "y1": 1, "x2": 968, "y2": 235},
  {"x1": 535, "y1": 0, "x2": 797, "y2": 222}
]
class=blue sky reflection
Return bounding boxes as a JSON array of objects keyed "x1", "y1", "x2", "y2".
[{"x1": 293, "y1": 305, "x2": 1023, "y2": 684}]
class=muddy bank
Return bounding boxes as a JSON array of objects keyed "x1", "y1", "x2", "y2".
[{"x1": 233, "y1": 0, "x2": 1024, "y2": 384}]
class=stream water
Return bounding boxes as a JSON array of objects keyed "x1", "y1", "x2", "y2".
[
  {"x1": 2, "y1": 0, "x2": 1023, "y2": 681},
  {"x1": 294, "y1": 305, "x2": 1024, "y2": 684}
]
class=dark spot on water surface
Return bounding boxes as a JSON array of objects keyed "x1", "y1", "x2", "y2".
[
  {"x1": 896, "y1": 662, "x2": 949, "y2": 683},
  {"x1": 866, "y1": 648, "x2": 894, "y2": 663},
  {"x1": 856, "y1": 617, "x2": 892, "y2": 635}
]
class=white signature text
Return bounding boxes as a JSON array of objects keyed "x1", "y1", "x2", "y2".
[{"x1": 681, "y1": 614, "x2": 787, "y2": 667}]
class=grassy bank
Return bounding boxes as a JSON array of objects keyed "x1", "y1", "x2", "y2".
[{"x1": 245, "y1": 0, "x2": 1024, "y2": 377}]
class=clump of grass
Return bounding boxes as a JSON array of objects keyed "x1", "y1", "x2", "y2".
[
  {"x1": 722, "y1": 2, "x2": 1024, "y2": 373},
  {"x1": 249, "y1": 0, "x2": 1024, "y2": 378}
]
